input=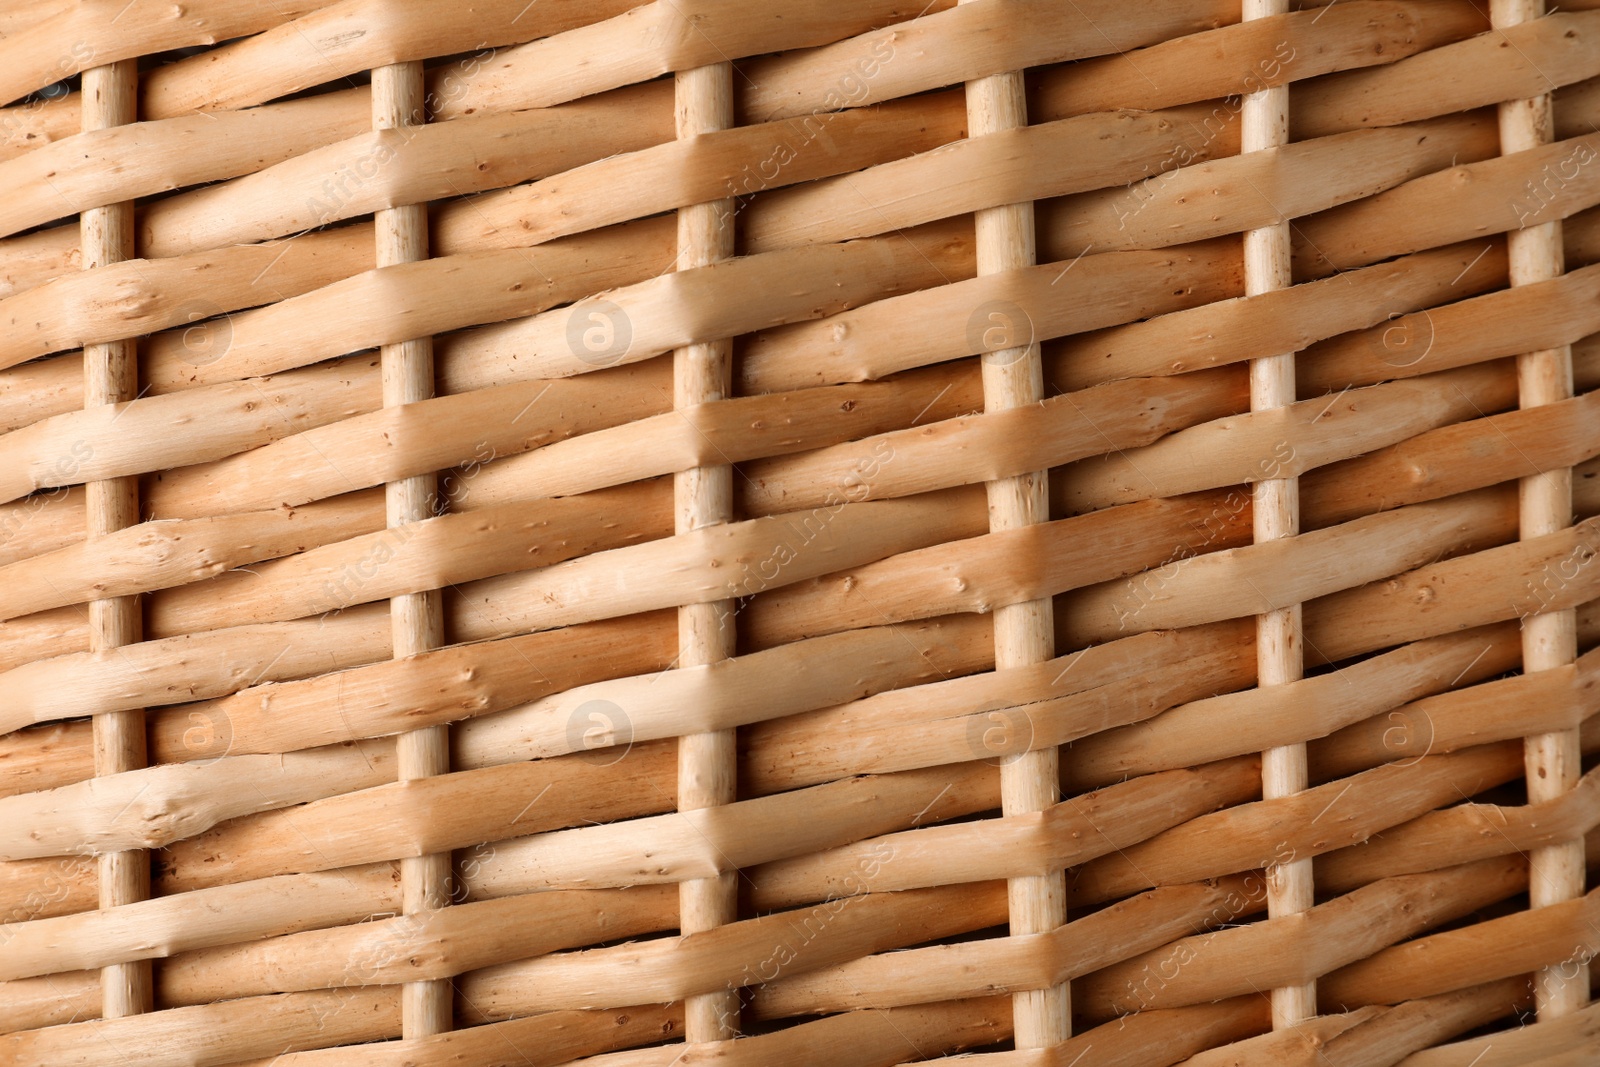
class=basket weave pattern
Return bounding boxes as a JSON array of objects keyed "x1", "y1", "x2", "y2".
[{"x1": 1, "y1": 0, "x2": 1599, "y2": 1063}]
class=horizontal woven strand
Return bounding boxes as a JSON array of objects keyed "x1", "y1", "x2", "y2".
[
  {"x1": 0, "y1": 606, "x2": 397, "y2": 729},
  {"x1": 231, "y1": 1007, "x2": 683, "y2": 1067},
  {"x1": 749, "y1": 875, "x2": 1263, "y2": 1016},
  {"x1": 745, "y1": 759, "x2": 1261, "y2": 910},
  {"x1": 745, "y1": 240, "x2": 1240, "y2": 392},
  {"x1": 1323, "y1": 887, "x2": 1600, "y2": 1007},
  {"x1": 1050, "y1": 241, "x2": 1505, "y2": 391},
  {"x1": 1048, "y1": 115, "x2": 1498, "y2": 262},
  {"x1": 458, "y1": 884, "x2": 1012, "y2": 1015},
  {"x1": 0, "y1": 865, "x2": 401, "y2": 982},
  {"x1": 1295, "y1": 129, "x2": 1600, "y2": 276},
  {"x1": 137, "y1": 84, "x2": 672, "y2": 258},
  {"x1": 0, "y1": 986, "x2": 399, "y2": 1067},
  {"x1": 743, "y1": 111, "x2": 1485, "y2": 256},
  {"x1": 160, "y1": 885, "x2": 677, "y2": 1004},
  {"x1": 1039, "y1": 1, "x2": 1483, "y2": 120},
  {"x1": 0, "y1": 95, "x2": 370, "y2": 242},
  {"x1": 503, "y1": 1000, "x2": 1009, "y2": 1067},
  {"x1": 1075, "y1": 624, "x2": 1519, "y2": 783},
  {"x1": 1276, "y1": 980, "x2": 1526, "y2": 1067},
  {"x1": 1304, "y1": 387, "x2": 1600, "y2": 526},
  {"x1": 742, "y1": 624, "x2": 1252, "y2": 792},
  {"x1": 743, "y1": 486, "x2": 1507, "y2": 648},
  {"x1": 1301, "y1": 256, "x2": 1600, "y2": 393},
  {"x1": 428, "y1": 89, "x2": 962, "y2": 255},
  {"x1": 0, "y1": 0, "x2": 335, "y2": 108},
  {"x1": 141, "y1": 0, "x2": 641, "y2": 117},
  {"x1": 1308, "y1": 517, "x2": 1600, "y2": 660},
  {"x1": 1396, "y1": 999, "x2": 1600, "y2": 1066},
  {"x1": 1071, "y1": 744, "x2": 1525, "y2": 901},
  {"x1": 1075, "y1": 857, "x2": 1525, "y2": 1018},
  {"x1": 416, "y1": 0, "x2": 942, "y2": 122},
  {"x1": 1295, "y1": 10, "x2": 1600, "y2": 138},
  {"x1": 0, "y1": 737, "x2": 400, "y2": 860},
  {"x1": 1320, "y1": 759, "x2": 1600, "y2": 890},
  {"x1": 754, "y1": 361, "x2": 1506, "y2": 516}
]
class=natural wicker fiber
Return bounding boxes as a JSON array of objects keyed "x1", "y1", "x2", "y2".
[{"x1": 1, "y1": 0, "x2": 1599, "y2": 1062}]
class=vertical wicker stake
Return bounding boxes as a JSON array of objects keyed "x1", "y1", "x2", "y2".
[
  {"x1": 675, "y1": 60, "x2": 740, "y2": 1044},
  {"x1": 962, "y1": 46, "x2": 1071, "y2": 1048},
  {"x1": 81, "y1": 56, "x2": 152, "y2": 1022},
  {"x1": 372, "y1": 60, "x2": 452, "y2": 1039},
  {"x1": 1242, "y1": 0, "x2": 1316, "y2": 1031},
  {"x1": 1493, "y1": 0, "x2": 1589, "y2": 1021}
]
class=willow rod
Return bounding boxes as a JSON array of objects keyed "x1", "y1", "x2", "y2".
[
  {"x1": 674, "y1": 58, "x2": 740, "y2": 1044},
  {"x1": 1493, "y1": 0, "x2": 1591, "y2": 1021},
  {"x1": 962, "y1": 1, "x2": 1071, "y2": 1045},
  {"x1": 80, "y1": 54, "x2": 149, "y2": 1023},
  {"x1": 1242, "y1": 0, "x2": 1317, "y2": 1033},
  {"x1": 373, "y1": 59, "x2": 452, "y2": 1039}
]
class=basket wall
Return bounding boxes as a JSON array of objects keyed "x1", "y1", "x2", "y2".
[{"x1": 0, "y1": 0, "x2": 1598, "y2": 1064}]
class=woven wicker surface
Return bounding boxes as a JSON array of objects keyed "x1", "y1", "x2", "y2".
[{"x1": 1, "y1": 0, "x2": 1599, "y2": 1062}]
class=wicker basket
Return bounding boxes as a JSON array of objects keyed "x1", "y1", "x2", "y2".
[{"x1": 1, "y1": 0, "x2": 1598, "y2": 1062}]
